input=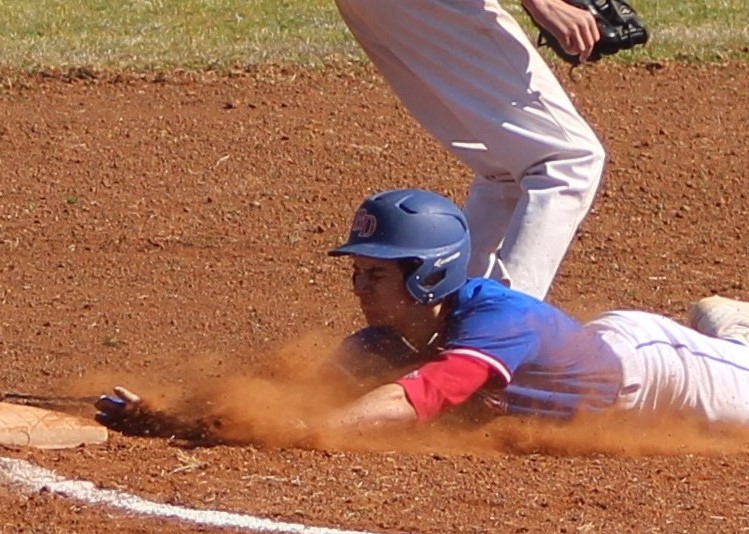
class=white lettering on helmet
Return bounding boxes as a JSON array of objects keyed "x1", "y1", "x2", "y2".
[{"x1": 434, "y1": 251, "x2": 461, "y2": 268}]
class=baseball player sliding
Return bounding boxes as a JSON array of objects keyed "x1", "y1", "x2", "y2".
[
  {"x1": 333, "y1": 0, "x2": 607, "y2": 299},
  {"x1": 96, "y1": 189, "x2": 749, "y2": 442}
]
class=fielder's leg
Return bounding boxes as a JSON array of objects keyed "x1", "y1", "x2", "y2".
[
  {"x1": 335, "y1": 0, "x2": 605, "y2": 299},
  {"x1": 463, "y1": 174, "x2": 518, "y2": 284}
]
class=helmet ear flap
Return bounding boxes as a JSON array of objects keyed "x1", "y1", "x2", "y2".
[
  {"x1": 405, "y1": 261, "x2": 440, "y2": 304},
  {"x1": 405, "y1": 250, "x2": 467, "y2": 304}
]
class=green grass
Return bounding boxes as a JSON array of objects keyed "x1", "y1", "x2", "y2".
[
  {"x1": 0, "y1": 0, "x2": 357, "y2": 70},
  {"x1": 634, "y1": 0, "x2": 749, "y2": 61},
  {"x1": 0, "y1": 0, "x2": 747, "y2": 71}
]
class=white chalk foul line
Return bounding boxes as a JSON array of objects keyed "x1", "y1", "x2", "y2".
[{"x1": 0, "y1": 457, "x2": 374, "y2": 534}]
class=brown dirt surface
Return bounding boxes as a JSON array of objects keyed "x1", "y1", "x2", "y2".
[{"x1": 2, "y1": 60, "x2": 749, "y2": 533}]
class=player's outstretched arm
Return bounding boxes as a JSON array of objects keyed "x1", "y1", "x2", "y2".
[
  {"x1": 95, "y1": 383, "x2": 418, "y2": 446},
  {"x1": 318, "y1": 383, "x2": 418, "y2": 433}
]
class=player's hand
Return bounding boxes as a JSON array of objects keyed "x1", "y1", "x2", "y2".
[
  {"x1": 95, "y1": 386, "x2": 142, "y2": 424},
  {"x1": 95, "y1": 386, "x2": 159, "y2": 435},
  {"x1": 522, "y1": 0, "x2": 600, "y2": 61},
  {"x1": 95, "y1": 386, "x2": 215, "y2": 441}
]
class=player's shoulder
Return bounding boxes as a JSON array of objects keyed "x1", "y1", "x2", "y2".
[
  {"x1": 449, "y1": 278, "x2": 569, "y2": 330},
  {"x1": 332, "y1": 325, "x2": 428, "y2": 382},
  {"x1": 454, "y1": 277, "x2": 545, "y2": 311}
]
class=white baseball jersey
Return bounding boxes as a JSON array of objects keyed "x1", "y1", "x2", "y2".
[{"x1": 335, "y1": 0, "x2": 606, "y2": 299}]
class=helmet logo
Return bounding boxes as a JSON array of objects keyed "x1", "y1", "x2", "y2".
[
  {"x1": 351, "y1": 209, "x2": 377, "y2": 238},
  {"x1": 434, "y1": 251, "x2": 461, "y2": 268}
]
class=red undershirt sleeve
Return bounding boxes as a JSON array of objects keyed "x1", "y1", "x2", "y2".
[{"x1": 395, "y1": 352, "x2": 494, "y2": 421}]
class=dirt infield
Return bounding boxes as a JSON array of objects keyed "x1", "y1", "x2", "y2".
[{"x1": 2, "y1": 61, "x2": 749, "y2": 532}]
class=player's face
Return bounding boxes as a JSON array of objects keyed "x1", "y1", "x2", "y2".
[{"x1": 351, "y1": 256, "x2": 415, "y2": 328}]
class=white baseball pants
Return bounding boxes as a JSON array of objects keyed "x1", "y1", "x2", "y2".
[
  {"x1": 335, "y1": 0, "x2": 606, "y2": 299},
  {"x1": 589, "y1": 311, "x2": 749, "y2": 425}
]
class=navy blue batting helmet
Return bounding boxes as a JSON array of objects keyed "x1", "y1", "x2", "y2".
[{"x1": 329, "y1": 189, "x2": 470, "y2": 304}]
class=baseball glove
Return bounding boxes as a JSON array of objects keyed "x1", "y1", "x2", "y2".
[{"x1": 526, "y1": 0, "x2": 649, "y2": 65}]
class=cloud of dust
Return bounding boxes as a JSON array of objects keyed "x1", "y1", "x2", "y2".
[
  {"x1": 471, "y1": 411, "x2": 749, "y2": 456},
  {"x1": 68, "y1": 331, "x2": 749, "y2": 456}
]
